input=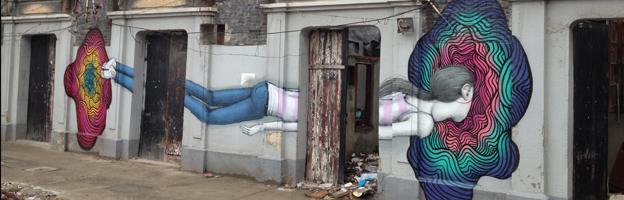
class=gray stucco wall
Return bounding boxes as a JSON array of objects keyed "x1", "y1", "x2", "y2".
[{"x1": 3, "y1": 1, "x2": 624, "y2": 199}]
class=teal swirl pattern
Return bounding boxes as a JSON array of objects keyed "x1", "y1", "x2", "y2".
[{"x1": 406, "y1": 0, "x2": 532, "y2": 199}]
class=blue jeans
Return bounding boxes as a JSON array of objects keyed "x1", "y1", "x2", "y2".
[
  {"x1": 112, "y1": 63, "x2": 268, "y2": 125},
  {"x1": 184, "y1": 80, "x2": 268, "y2": 124},
  {"x1": 114, "y1": 63, "x2": 134, "y2": 92}
]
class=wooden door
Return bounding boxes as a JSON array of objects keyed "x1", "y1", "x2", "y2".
[
  {"x1": 164, "y1": 32, "x2": 187, "y2": 162},
  {"x1": 573, "y1": 20, "x2": 609, "y2": 200},
  {"x1": 306, "y1": 30, "x2": 347, "y2": 185},
  {"x1": 608, "y1": 19, "x2": 624, "y2": 193},
  {"x1": 139, "y1": 32, "x2": 186, "y2": 162},
  {"x1": 26, "y1": 35, "x2": 55, "y2": 142},
  {"x1": 608, "y1": 19, "x2": 624, "y2": 114}
]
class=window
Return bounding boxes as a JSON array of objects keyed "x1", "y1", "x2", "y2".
[{"x1": 200, "y1": 23, "x2": 225, "y2": 45}]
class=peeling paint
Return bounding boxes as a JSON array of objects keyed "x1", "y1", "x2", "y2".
[
  {"x1": 131, "y1": 0, "x2": 186, "y2": 8},
  {"x1": 306, "y1": 30, "x2": 344, "y2": 185},
  {"x1": 21, "y1": 4, "x2": 54, "y2": 14},
  {"x1": 265, "y1": 131, "x2": 282, "y2": 152}
]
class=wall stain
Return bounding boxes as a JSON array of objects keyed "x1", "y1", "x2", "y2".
[{"x1": 265, "y1": 131, "x2": 282, "y2": 152}]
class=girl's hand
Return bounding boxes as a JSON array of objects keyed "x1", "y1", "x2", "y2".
[
  {"x1": 241, "y1": 124, "x2": 265, "y2": 136},
  {"x1": 101, "y1": 58, "x2": 117, "y2": 79}
]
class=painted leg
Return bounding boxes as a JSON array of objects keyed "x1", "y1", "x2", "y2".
[
  {"x1": 116, "y1": 62, "x2": 135, "y2": 78},
  {"x1": 115, "y1": 73, "x2": 134, "y2": 92},
  {"x1": 184, "y1": 82, "x2": 268, "y2": 124},
  {"x1": 185, "y1": 80, "x2": 266, "y2": 107}
]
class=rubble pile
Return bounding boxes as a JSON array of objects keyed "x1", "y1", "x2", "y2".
[
  {"x1": 300, "y1": 152, "x2": 380, "y2": 199},
  {"x1": 1, "y1": 180, "x2": 63, "y2": 200},
  {"x1": 345, "y1": 152, "x2": 379, "y2": 199}
]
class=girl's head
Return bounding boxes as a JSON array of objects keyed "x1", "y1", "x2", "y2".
[
  {"x1": 379, "y1": 65, "x2": 474, "y2": 103},
  {"x1": 429, "y1": 65, "x2": 474, "y2": 102}
]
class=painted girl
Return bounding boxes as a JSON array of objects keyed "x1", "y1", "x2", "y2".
[
  {"x1": 103, "y1": 59, "x2": 474, "y2": 138},
  {"x1": 377, "y1": 65, "x2": 474, "y2": 138},
  {"x1": 239, "y1": 65, "x2": 474, "y2": 138}
]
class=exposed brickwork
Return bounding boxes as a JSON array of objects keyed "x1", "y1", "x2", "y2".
[
  {"x1": 0, "y1": 0, "x2": 111, "y2": 46},
  {"x1": 214, "y1": 0, "x2": 269, "y2": 45},
  {"x1": 71, "y1": 0, "x2": 270, "y2": 46},
  {"x1": 421, "y1": 0, "x2": 512, "y2": 33},
  {"x1": 70, "y1": 0, "x2": 111, "y2": 46}
]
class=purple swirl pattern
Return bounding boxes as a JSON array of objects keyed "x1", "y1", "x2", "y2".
[{"x1": 406, "y1": 0, "x2": 532, "y2": 199}]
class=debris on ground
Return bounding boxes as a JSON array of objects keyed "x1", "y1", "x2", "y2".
[
  {"x1": 328, "y1": 188, "x2": 349, "y2": 198},
  {"x1": 304, "y1": 189, "x2": 329, "y2": 199},
  {"x1": 296, "y1": 182, "x2": 333, "y2": 190},
  {"x1": 346, "y1": 153, "x2": 379, "y2": 184},
  {"x1": 345, "y1": 152, "x2": 379, "y2": 198},
  {"x1": 352, "y1": 187, "x2": 369, "y2": 198},
  {"x1": 297, "y1": 152, "x2": 380, "y2": 199},
  {"x1": 1, "y1": 180, "x2": 64, "y2": 200},
  {"x1": 276, "y1": 187, "x2": 296, "y2": 192},
  {"x1": 202, "y1": 171, "x2": 221, "y2": 178}
]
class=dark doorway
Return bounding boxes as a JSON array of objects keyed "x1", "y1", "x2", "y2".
[
  {"x1": 344, "y1": 26, "x2": 381, "y2": 185},
  {"x1": 573, "y1": 20, "x2": 609, "y2": 200},
  {"x1": 26, "y1": 34, "x2": 56, "y2": 142},
  {"x1": 607, "y1": 19, "x2": 624, "y2": 195},
  {"x1": 306, "y1": 29, "x2": 348, "y2": 185},
  {"x1": 139, "y1": 31, "x2": 187, "y2": 163}
]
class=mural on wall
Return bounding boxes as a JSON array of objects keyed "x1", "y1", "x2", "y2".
[
  {"x1": 102, "y1": 61, "x2": 300, "y2": 134},
  {"x1": 377, "y1": 66, "x2": 475, "y2": 139},
  {"x1": 64, "y1": 29, "x2": 112, "y2": 150},
  {"x1": 103, "y1": 62, "x2": 477, "y2": 137},
  {"x1": 405, "y1": 0, "x2": 532, "y2": 199}
]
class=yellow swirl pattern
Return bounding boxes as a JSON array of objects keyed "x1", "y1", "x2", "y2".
[{"x1": 77, "y1": 48, "x2": 102, "y2": 118}]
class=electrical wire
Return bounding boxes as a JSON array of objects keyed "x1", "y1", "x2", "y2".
[{"x1": 3, "y1": 2, "x2": 425, "y2": 38}]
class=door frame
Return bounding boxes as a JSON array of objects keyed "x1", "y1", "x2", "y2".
[{"x1": 25, "y1": 34, "x2": 56, "y2": 142}]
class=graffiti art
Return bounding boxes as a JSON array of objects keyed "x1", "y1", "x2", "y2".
[
  {"x1": 406, "y1": 0, "x2": 532, "y2": 199},
  {"x1": 105, "y1": 62, "x2": 476, "y2": 138},
  {"x1": 64, "y1": 29, "x2": 112, "y2": 150}
]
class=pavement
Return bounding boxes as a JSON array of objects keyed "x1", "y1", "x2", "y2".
[{"x1": 1, "y1": 141, "x2": 310, "y2": 200}]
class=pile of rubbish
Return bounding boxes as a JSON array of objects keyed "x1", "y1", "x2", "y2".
[
  {"x1": 1, "y1": 180, "x2": 63, "y2": 200},
  {"x1": 300, "y1": 152, "x2": 380, "y2": 199}
]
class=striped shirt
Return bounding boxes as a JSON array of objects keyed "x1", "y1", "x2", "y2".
[
  {"x1": 267, "y1": 83, "x2": 299, "y2": 122},
  {"x1": 378, "y1": 93, "x2": 413, "y2": 126},
  {"x1": 267, "y1": 84, "x2": 413, "y2": 125}
]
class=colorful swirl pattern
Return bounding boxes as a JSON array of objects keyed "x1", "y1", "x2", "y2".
[
  {"x1": 406, "y1": 0, "x2": 532, "y2": 199},
  {"x1": 64, "y1": 29, "x2": 112, "y2": 150}
]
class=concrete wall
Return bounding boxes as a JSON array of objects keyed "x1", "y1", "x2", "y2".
[
  {"x1": 3, "y1": 0, "x2": 623, "y2": 198},
  {"x1": 263, "y1": 0, "x2": 532, "y2": 198},
  {"x1": 1, "y1": 2, "x2": 294, "y2": 184},
  {"x1": 263, "y1": 0, "x2": 423, "y2": 195},
  {"x1": 509, "y1": 0, "x2": 624, "y2": 199},
  {"x1": 106, "y1": 7, "x2": 216, "y2": 159},
  {"x1": 264, "y1": 0, "x2": 621, "y2": 199},
  {"x1": 105, "y1": 7, "x2": 297, "y2": 183},
  {"x1": 1, "y1": 14, "x2": 73, "y2": 146}
]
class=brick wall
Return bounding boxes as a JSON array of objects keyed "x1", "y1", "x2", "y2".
[
  {"x1": 71, "y1": 0, "x2": 111, "y2": 46},
  {"x1": 74, "y1": 0, "x2": 270, "y2": 46},
  {"x1": 214, "y1": 0, "x2": 269, "y2": 45},
  {"x1": 0, "y1": 0, "x2": 111, "y2": 46}
]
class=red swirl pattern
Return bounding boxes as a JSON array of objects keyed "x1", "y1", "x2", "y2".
[{"x1": 64, "y1": 29, "x2": 112, "y2": 150}]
